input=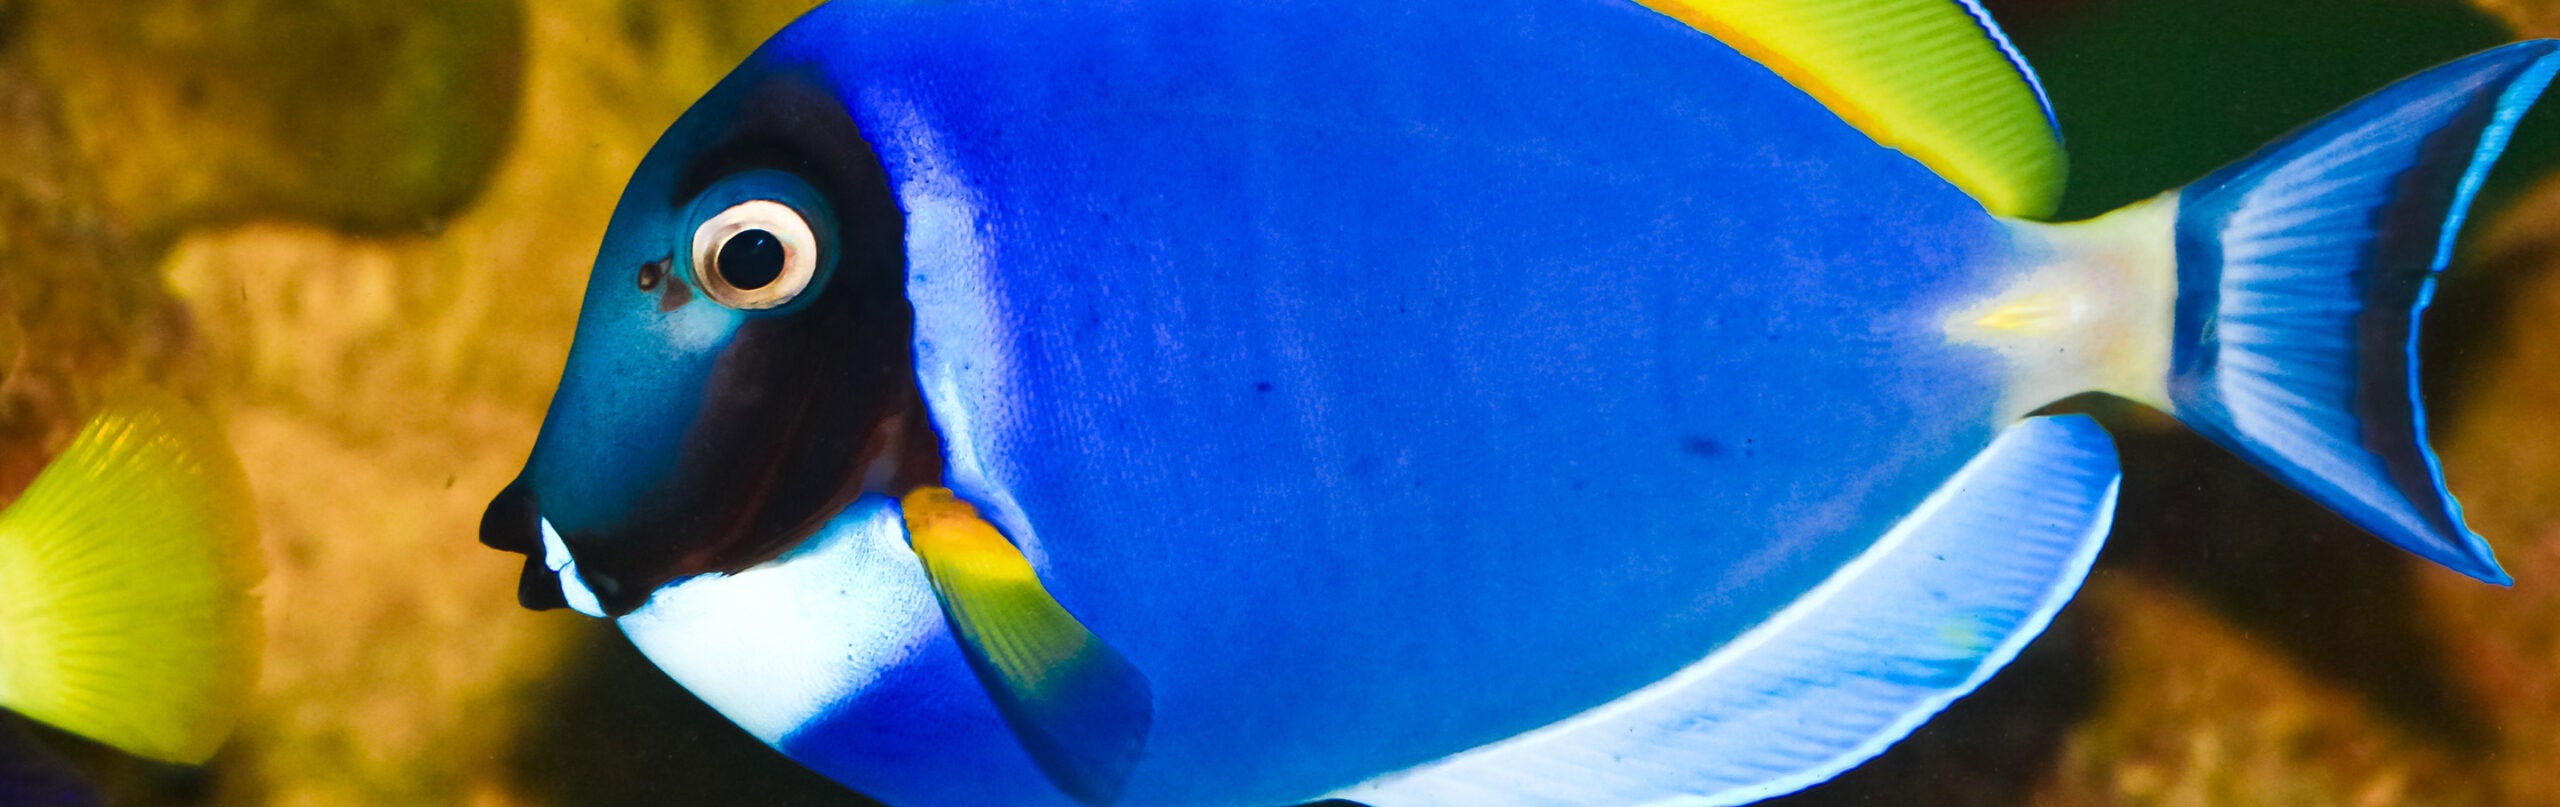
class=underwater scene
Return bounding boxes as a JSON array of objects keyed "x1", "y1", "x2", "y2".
[{"x1": 9, "y1": 0, "x2": 2560, "y2": 805}]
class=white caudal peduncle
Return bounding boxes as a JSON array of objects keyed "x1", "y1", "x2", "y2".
[{"x1": 1944, "y1": 193, "x2": 2181, "y2": 419}]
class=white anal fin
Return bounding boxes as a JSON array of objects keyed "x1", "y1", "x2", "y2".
[{"x1": 1337, "y1": 415, "x2": 2120, "y2": 807}]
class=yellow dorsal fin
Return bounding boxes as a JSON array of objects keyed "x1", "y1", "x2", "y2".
[
  {"x1": 1641, "y1": 0, "x2": 2067, "y2": 218},
  {"x1": 0, "y1": 391, "x2": 263, "y2": 763}
]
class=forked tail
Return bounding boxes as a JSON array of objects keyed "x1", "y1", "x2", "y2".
[
  {"x1": 2162, "y1": 41, "x2": 2560, "y2": 583},
  {"x1": 1970, "y1": 41, "x2": 2560, "y2": 583}
]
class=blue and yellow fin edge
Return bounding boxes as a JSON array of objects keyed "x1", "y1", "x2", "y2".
[{"x1": 1637, "y1": 0, "x2": 2065, "y2": 218}]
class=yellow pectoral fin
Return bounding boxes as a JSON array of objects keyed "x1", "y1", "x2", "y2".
[
  {"x1": 901, "y1": 487, "x2": 1151, "y2": 805},
  {"x1": 0, "y1": 391, "x2": 263, "y2": 764},
  {"x1": 1639, "y1": 0, "x2": 2067, "y2": 218}
]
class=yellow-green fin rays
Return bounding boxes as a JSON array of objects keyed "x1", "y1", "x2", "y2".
[
  {"x1": 901, "y1": 487, "x2": 1152, "y2": 805},
  {"x1": 1639, "y1": 0, "x2": 2066, "y2": 218},
  {"x1": 0, "y1": 391, "x2": 264, "y2": 764}
]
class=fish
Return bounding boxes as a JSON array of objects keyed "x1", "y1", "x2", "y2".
[
  {"x1": 0, "y1": 391, "x2": 264, "y2": 797},
  {"x1": 476, "y1": 1, "x2": 2556, "y2": 805}
]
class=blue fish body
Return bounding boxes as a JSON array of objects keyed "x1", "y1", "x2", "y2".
[
  {"x1": 769, "y1": 2, "x2": 2008, "y2": 802},
  {"x1": 779, "y1": 0, "x2": 2002, "y2": 800},
  {"x1": 482, "y1": 2, "x2": 2557, "y2": 805}
]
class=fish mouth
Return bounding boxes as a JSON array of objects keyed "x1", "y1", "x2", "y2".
[
  {"x1": 479, "y1": 481, "x2": 651, "y2": 618},
  {"x1": 479, "y1": 413, "x2": 943, "y2": 618},
  {"x1": 539, "y1": 518, "x2": 609, "y2": 617},
  {"x1": 480, "y1": 477, "x2": 580, "y2": 613}
]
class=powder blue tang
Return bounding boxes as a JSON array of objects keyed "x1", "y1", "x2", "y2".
[{"x1": 479, "y1": 1, "x2": 2555, "y2": 805}]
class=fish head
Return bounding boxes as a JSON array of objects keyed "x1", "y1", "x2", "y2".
[{"x1": 481, "y1": 60, "x2": 917, "y2": 618}]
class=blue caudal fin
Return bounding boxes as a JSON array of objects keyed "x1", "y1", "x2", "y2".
[
  {"x1": 2167, "y1": 41, "x2": 2560, "y2": 584},
  {"x1": 1336, "y1": 415, "x2": 2120, "y2": 807}
]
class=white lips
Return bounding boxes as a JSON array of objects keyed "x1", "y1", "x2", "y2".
[{"x1": 540, "y1": 517, "x2": 609, "y2": 618}]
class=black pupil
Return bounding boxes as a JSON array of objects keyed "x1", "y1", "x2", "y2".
[{"x1": 718, "y1": 229, "x2": 787, "y2": 290}]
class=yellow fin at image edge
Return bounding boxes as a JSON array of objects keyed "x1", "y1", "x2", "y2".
[{"x1": 0, "y1": 391, "x2": 263, "y2": 764}]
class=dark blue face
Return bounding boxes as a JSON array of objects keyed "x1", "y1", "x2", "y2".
[{"x1": 481, "y1": 66, "x2": 934, "y2": 616}]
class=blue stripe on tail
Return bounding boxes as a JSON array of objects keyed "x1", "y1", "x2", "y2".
[{"x1": 2169, "y1": 40, "x2": 2560, "y2": 584}]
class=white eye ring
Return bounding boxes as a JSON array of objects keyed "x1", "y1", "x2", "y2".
[{"x1": 691, "y1": 199, "x2": 820, "y2": 310}]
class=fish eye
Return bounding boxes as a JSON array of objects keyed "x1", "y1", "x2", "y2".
[{"x1": 691, "y1": 199, "x2": 819, "y2": 309}]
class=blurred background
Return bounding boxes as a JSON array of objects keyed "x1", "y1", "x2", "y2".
[{"x1": 3, "y1": 0, "x2": 2560, "y2": 804}]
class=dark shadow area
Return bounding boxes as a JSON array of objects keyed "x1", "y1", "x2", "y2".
[
  {"x1": 10, "y1": 0, "x2": 529, "y2": 243},
  {"x1": 1768, "y1": 572, "x2": 2105, "y2": 806},
  {"x1": 0, "y1": 0, "x2": 22, "y2": 53},
  {"x1": 2063, "y1": 397, "x2": 2497, "y2": 752},
  {"x1": 505, "y1": 620, "x2": 881, "y2": 807},
  {"x1": 1979, "y1": 0, "x2": 2520, "y2": 220},
  {"x1": 1, "y1": 710, "x2": 251, "y2": 807},
  {"x1": 0, "y1": 713, "x2": 99, "y2": 807}
]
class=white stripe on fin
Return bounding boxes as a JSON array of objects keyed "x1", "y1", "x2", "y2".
[
  {"x1": 1951, "y1": 0, "x2": 2057, "y2": 129},
  {"x1": 1336, "y1": 414, "x2": 2120, "y2": 807}
]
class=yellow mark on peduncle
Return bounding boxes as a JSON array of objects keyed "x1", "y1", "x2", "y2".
[
  {"x1": 1947, "y1": 194, "x2": 2181, "y2": 418},
  {"x1": 1967, "y1": 292, "x2": 2072, "y2": 334}
]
